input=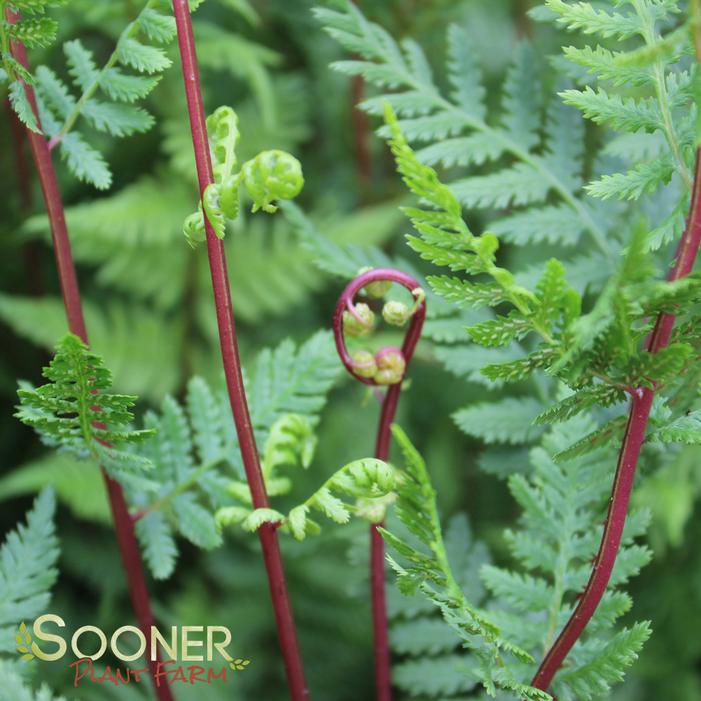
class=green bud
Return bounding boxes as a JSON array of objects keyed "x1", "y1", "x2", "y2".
[
  {"x1": 374, "y1": 348, "x2": 406, "y2": 385},
  {"x1": 358, "y1": 268, "x2": 392, "y2": 298},
  {"x1": 343, "y1": 303, "x2": 375, "y2": 337},
  {"x1": 351, "y1": 350, "x2": 377, "y2": 378},
  {"x1": 382, "y1": 300, "x2": 411, "y2": 327},
  {"x1": 183, "y1": 210, "x2": 206, "y2": 248},
  {"x1": 242, "y1": 150, "x2": 304, "y2": 213}
]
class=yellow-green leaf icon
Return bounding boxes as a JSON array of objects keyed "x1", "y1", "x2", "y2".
[
  {"x1": 230, "y1": 658, "x2": 251, "y2": 671},
  {"x1": 16, "y1": 623, "x2": 34, "y2": 661}
]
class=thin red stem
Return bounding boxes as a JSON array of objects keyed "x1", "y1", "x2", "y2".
[
  {"x1": 531, "y1": 150, "x2": 701, "y2": 694},
  {"x1": 6, "y1": 99, "x2": 43, "y2": 295},
  {"x1": 6, "y1": 13, "x2": 173, "y2": 701},
  {"x1": 333, "y1": 269, "x2": 426, "y2": 701},
  {"x1": 171, "y1": 3, "x2": 309, "y2": 698},
  {"x1": 350, "y1": 0, "x2": 371, "y2": 185}
]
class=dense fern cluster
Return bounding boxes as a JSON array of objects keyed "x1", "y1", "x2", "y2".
[
  {"x1": 131, "y1": 331, "x2": 340, "y2": 579},
  {"x1": 3, "y1": 0, "x2": 701, "y2": 699}
]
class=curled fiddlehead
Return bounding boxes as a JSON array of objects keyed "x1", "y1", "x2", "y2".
[
  {"x1": 183, "y1": 105, "x2": 304, "y2": 247},
  {"x1": 333, "y1": 266, "x2": 426, "y2": 701}
]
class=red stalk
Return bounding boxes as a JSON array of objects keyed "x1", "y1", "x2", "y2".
[
  {"x1": 6, "y1": 13, "x2": 174, "y2": 701},
  {"x1": 531, "y1": 150, "x2": 701, "y2": 694},
  {"x1": 170, "y1": 3, "x2": 309, "y2": 698},
  {"x1": 333, "y1": 268, "x2": 427, "y2": 701},
  {"x1": 350, "y1": 0, "x2": 371, "y2": 184}
]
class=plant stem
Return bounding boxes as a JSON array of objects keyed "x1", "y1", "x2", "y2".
[
  {"x1": 133, "y1": 456, "x2": 223, "y2": 521},
  {"x1": 170, "y1": 3, "x2": 309, "y2": 698},
  {"x1": 371, "y1": 383, "x2": 399, "y2": 701},
  {"x1": 6, "y1": 13, "x2": 174, "y2": 701},
  {"x1": 531, "y1": 150, "x2": 701, "y2": 695},
  {"x1": 350, "y1": 1, "x2": 371, "y2": 186},
  {"x1": 333, "y1": 268, "x2": 427, "y2": 701}
]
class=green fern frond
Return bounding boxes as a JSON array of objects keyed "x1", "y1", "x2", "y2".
[
  {"x1": 0, "y1": 0, "x2": 65, "y2": 131},
  {"x1": 27, "y1": 0, "x2": 206, "y2": 189},
  {"x1": 0, "y1": 293, "x2": 183, "y2": 400},
  {"x1": 315, "y1": 0, "x2": 614, "y2": 270},
  {"x1": 379, "y1": 425, "x2": 549, "y2": 701},
  {"x1": 183, "y1": 105, "x2": 304, "y2": 246},
  {"x1": 483, "y1": 417, "x2": 651, "y2": 700},
  {"x1": 130, "y1": 332, "x2": 339, "y2": 579},
  {"x1": 0, "y1": 488, "x2": 58, "y2": 657},
  {"x1": 219, "y1": 457, "x2": 399, "y2": 539},
  {"x1": 541, "y1": 0, "x2": 696, "y2": 245},
  {"x1": 16, "y1": 334, "x2": 153, "y2": 479}
]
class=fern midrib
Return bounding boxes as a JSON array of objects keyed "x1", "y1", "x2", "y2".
[
  {"x1": 0, "y1": 7, "x2": 15, "y2": 81},
  {"x1": 388, "y1": 83, "x2": 613, "y2": 260},
  {"x1": 136, "y1": 455, "x2": 224, "y2": 518},
  {"x1": 50, "y1": 0, "x2": 157, "y2": 147},
  {"x1": 632, "y1": 0, "x2": 693, "y2": 191},
  {"x1": 543, "y1": 537, "x2": 570, "y2": 653},
  {"x1": 354, "y1": 22, "x2": 614, "y2": 260}
]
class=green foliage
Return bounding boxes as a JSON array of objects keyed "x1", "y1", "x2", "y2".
[
  {"x1": 380, "y1": 426, "x2": 549, "y2": 700},
  {"x1": 0, "y1": 663, "x2": 68, "y2": 701},
  {"x1": 183, "y1": 105, "x2": 304, "y2": 246},
  {"x1": 388, "y1": 513, "x2": 492, "y2": 700},
  {"x1": 222, "y1": 457, "x2": 400, "y2": 539},
  {"x1": 131, "y1": 331, "x2": 340, "y2": 579},
  {"x1": 0, "y1": 0, "x2": 66, "y2": 132},
  {"x1": 538, "y1": 0, "x2": 697, "y2": 249},
  {"x1": 16, "y1": 334, "x2": 153, "y2": 480},
  {"x1": 316, "y1": 0, "x2": 613, "y2": 261},
  {"x1": 0, "y1": 488, "x2": 58, "y2": 658},
  {"x1": 29, "y1": 0, "x2": 203, "y2": 189},
  {"x1": 483, "y1": 416, "x2": 652, "y2": 701}
]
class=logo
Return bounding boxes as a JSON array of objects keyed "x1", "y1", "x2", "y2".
[{"x1": 17, "y1": 615, "x2": 250, "y2": 688}]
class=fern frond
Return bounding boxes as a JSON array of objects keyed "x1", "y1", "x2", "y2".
[
  {"x1": 16, "y1": 334, "x2": 153, "y2": 479},
  {"x1": 316, "y1": 0, "x2": 614, "y2": 269},
  {"x1": 129, "y1": 332, "x2": 339, "y2": 578},
  {"x1": 0, "y1": 661, "x2": 68, "y2": 701},
  {"x1": 29, "y1": 0, "x2": 205, "y2": 189},
  {"x1": 379, "y1": 426, "x2": 549, "y2": 701},
  {"x1": 221, "y1": 458, "x2": 399, "y2": 539},
  {"x1": 484, "y1": 417, "x2": 651, "y2": 699},
  {"x1": 0, "y1": 488, "x2": 58, "y2": 656}
]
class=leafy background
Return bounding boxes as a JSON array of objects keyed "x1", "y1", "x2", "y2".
[{"x1": 1, "y1": 0, "x2": 700, "y2": 699}]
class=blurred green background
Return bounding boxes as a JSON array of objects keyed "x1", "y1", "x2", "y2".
[{"x1": 1, "y1": 1, "x2": 701, "y2": 699}]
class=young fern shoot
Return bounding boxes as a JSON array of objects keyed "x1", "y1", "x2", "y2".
[{"x1": 333, "y1": 267, "x2": 426, "y2": 701}]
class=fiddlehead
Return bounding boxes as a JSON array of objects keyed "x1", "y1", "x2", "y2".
[
  {"x1": 333, "y1": 266, "x2": 426, "y2": 701},
  {"x1": 183, "y1": 105, "x2": 304, "y2": 247}
]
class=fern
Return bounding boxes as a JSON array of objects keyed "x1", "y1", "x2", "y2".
[
  {"x1": 315, "y1": 0, "x2": 615, "y2": 262},
  {"x1": 183, "y1": 105, "x2": 304, "y2": 246},
  {"x1": 28, "y1": 0, "x2": 207, "y2": 189},
  {"x1": 483, "y1": 416, "x2": 652, "y2": 701},
  {"x1": 15, "y1": 334, "x2": 154, "y2": 480},
  {"x1": 0, "y1": 0, "x2": 65, "y2": 132},
  {"x1": 130, "y1": 331, "x2": 340, "y2": 579},
  {"x1": 383, "y1": 105, "x2": 701, "y2": 464},
  {"x1": 377, "y1": 426, "x2": 549, "y2": 701},
  {"x1": 388, "y1": 512, "x2": 493, "y2": 700},
  {"x1": 0, "y1": 294, "x2": 183, "y2": 400},
  {"x1": 536, "y1": 0, "x2": 697, "y2": 249},
  {"x1": 0, "y1": 488, "x2": 58, "y2": 659}
]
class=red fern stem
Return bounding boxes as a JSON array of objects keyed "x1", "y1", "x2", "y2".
[
  {"x1": 6, "y1": 12, "x2": 174, "y2": 701},
  {"x1": 333, "y1": 268, "x2": 427, "y2": 701},
  {"x1": 531, "y1": 150, "x2": 701, "y2": 694},
  {"x1": 170, "y1": 2, "x2": 309, "y2": 698}
]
